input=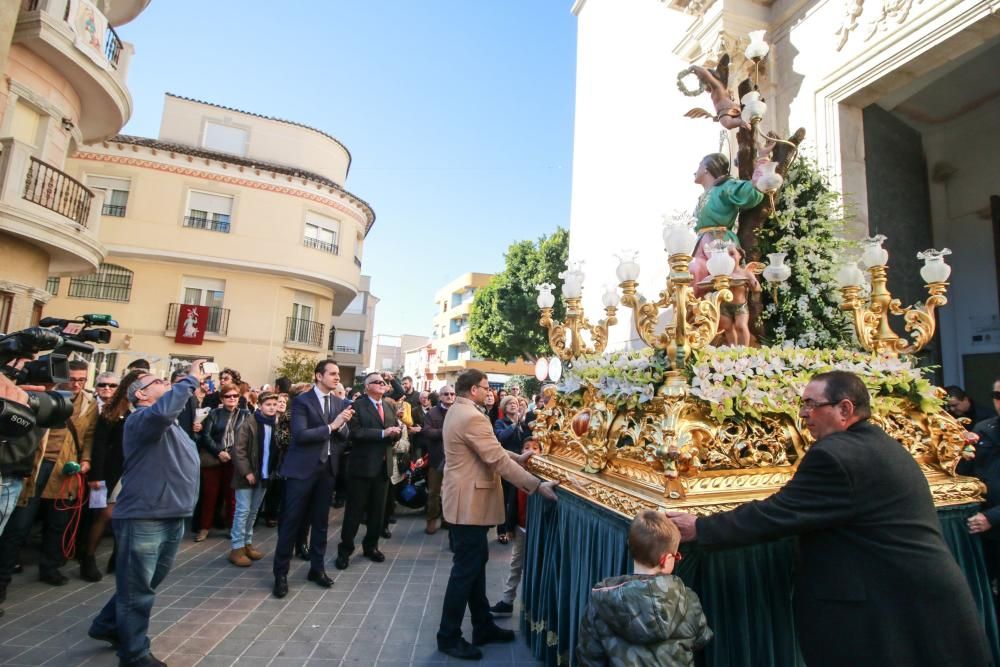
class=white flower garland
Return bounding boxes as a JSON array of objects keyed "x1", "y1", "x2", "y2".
[{"x1": 677, "y1": 67, "x2": 706, "y2": 97}]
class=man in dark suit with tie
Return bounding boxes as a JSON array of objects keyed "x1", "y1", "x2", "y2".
[
  {"x1": 335, "y1": 372, "x2": 401, "y2": 569},
  {"x1": 272, "y1": 359, "x2": 353, "y2": 598},
  {"x1": 667, "y1": 370, "x2": 990, "y2": 667}
]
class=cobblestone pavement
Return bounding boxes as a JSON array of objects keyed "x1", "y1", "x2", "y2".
[{"x1": 0, "y1": 508, "x2": 542, "y2": 666}]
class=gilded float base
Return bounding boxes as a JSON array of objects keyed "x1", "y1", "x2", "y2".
[{"x1": 529, "y1": 452, "x2": 985, "y2": 518}]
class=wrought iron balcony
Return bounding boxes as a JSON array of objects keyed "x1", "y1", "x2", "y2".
[
  {"x1": 102, "y1": 203, "x2": 126, "y2": 217},
  {"x1": 23, "y1": 156, "x2": 93, "y2": 226},
  {"x1": 104, "y1": 25, "x2": 123, "y2": 69},
  {"x1": 304, "y1": 236, "x2": 338, "y2": 254},
  {"x1": 286, "y1": 317, "x2": 324, "y2": 347},
  {"x1": 183, "y1": 215, "x2": 230, "y2": 233},
  {"x1": 165, "y1": 303, "x2": 230, "y2": 336}
]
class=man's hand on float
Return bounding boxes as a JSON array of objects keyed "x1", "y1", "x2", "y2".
[
  {"x1": 537, "y1": 480, "x2": 559, "y2": 502},
  {"x1": 968, "y1": 512, "x2": 991, "y2": 534},
  {"x1": 516, "y1": 450, "x2": 534, "y2": 468},
  {"x1": 666, "y1": 511, "x2": 698, "y2": 542}
]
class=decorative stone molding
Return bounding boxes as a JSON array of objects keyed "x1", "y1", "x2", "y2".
[
  {"x1": 836, "y1": 0, "x2": 926, "y2": 51},
  {"x1": 661, "y1": 0, "x2": 720, "y2": 19}
]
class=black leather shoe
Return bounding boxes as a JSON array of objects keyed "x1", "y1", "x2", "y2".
[
  {"x1": 40, "y1": 570, "x2": 68, "y2": 586},
  {"x1": 363, "y1": 548, "x2": 385, "y2": 563},
  {"x1": 307, "y1": 569, "x2": 334, "y2": 588},
  {"x1": 438, "y1": 638, "x2": 483, "y2": 660},
  {"x1": 381, "y1": 528, "x2": 392, "y2": 539},
  {"x1": 88, "y1": 627, "x2": 120, "y2": 647},
  {"x1": 80, "y1": 555, "x2": 103, "y2": 582},
  {"x1": 294, "y1": 543, "x2": 309, "y2": 561},
  {"x1": 272, "y1": 575, "x2": 288, "y2": 598},
  {"x1": 472, "y1": 624, "x2": 515, "y2": 646},
  {"x1": 124, "y1": 652, "x2": 166, "y2": 666},
  {"x1": 334, "y1": 553, "x2": 350, "y2": 570}
]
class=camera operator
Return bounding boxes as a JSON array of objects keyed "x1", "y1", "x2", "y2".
[
  {"x1": 0, "y1": 359, "x2": 97, "y2": 591},
  {"x1": 0, "y1": 366, "x2": 44, "y2": 619}
]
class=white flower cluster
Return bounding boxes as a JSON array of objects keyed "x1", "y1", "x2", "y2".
[
  {"x1": 559, "y1": 349, "x2": 668, "y2": 407},
  {"x1": 689, "y1": 344, "x2": 936, "y2": 421}
]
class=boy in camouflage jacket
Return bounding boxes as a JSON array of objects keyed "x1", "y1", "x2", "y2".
[{"x1": 576, "y1": 510, "x2": 712, "y2": 666}]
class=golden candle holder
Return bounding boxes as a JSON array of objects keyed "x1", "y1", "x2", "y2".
[{"x1": 837, "y1": 239, "x2": 950, "y2": 356}]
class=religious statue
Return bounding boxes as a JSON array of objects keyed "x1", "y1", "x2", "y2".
[
  {"x1": 182, "y1": 309, "x2": 200, "y2": 339},
  {"x1": 690, "y1": 153, "x2": 764, "y2": 292},
  {"x1": 679, "y1": 55, "x2": 749, "y2": 131}
]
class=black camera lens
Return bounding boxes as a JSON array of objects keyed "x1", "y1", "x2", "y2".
[{"x1": 26, "y1": 390, "x2": 75, "y2": 429}]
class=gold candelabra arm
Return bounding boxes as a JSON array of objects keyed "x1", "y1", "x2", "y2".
[
  {"x1": 538, "y1": 307, "x2": 572, "y2": 361},
  {"x1": 584, "y1": 306, "x2": 619, "y2": 356},
  {"x1": 685, "y1": 276, "x2": 733, "y2": 351},
  {"x1": 839, "y1": 285, "x2": 879, "y2": 351},
  {"x1": 889, "y1": 282, "x2": 949, "y2": 354},
  {"x1": 620, "y1": 280, "x2": 671, "y2": 351}
]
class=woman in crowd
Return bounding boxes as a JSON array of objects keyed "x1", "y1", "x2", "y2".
[
  {"x1": 243, "y1": 383, "x2": 258, "y2": 412},
  {"x1": 493, "y1": 395, "x2": 533, "y2": 545},
  {"x1": 484, "y1": 389, "x2": 500, "y2": 426},
  {"x1": 228, "y1": 391, "x2": 280, "y2": 567},
  {"x1": 263, "y1": 393, "x2": 290, "y2": 527},
  {"x1": 195, "y1": 382, "x2": 249, "y2": 542},
  {"x1": 81, "y1": 369, "x2": 145, "y2": 579}
]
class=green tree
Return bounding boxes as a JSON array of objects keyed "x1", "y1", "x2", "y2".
[
  {"x1": 757, "y1": 157, "x2": 855, "y2": 348},
  {"x1": 274, "y1": 350, "x2": 321, "y2": 384},
  {"x1": 468, "y1": 228, "x2": 569, "y2": 362}
]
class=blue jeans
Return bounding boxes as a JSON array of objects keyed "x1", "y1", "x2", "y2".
[
  {"x1": 230, "y1": 485, "x2": 266, "y2": 549},
  {"x1": 90, "y1": 518, "x2": 185, "y2": 664},
  {"x1": 0, "y1": 475, "x2": 24, "y2": 537}
]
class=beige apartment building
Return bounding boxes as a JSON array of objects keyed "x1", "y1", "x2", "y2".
[
  {"x1": 427, "y1": 272, "x2": 533, "y2": 386},
  {"x1": 43, "y1": 93, "x2": 375, "y2": 383},
  {"x1": 330, "y1": 274, "x2": 378, "y2": 387},
  {"x1": 0, "y1": 0, "x2": 149, "y2": 332}
]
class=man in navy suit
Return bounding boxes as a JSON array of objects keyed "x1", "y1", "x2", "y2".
[
  {"x1": 272, "y1": 359, "x2": 353, "y2": 598},
  {"x1": 335, "y1": 372, "x2": 401, "y2": 569}
]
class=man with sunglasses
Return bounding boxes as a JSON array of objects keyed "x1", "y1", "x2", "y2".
[
  {"x1": 436, "y1": 369, "x2": 559, "y2": 661},
  {"x1": 419, "y1": 384, "x2": 454, "y2": 535},
  {"x1": 94, "y1": 372, "x2": 119, "y2": 411},
  {"x1": 88, "y1": 359, "x2": 208, "y2": 667},
  {"x1": 667, "y1": 370, "x2": 989, "y2": 667}
]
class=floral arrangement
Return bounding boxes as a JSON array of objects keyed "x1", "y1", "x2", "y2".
[
  {"x1": 690, "y1": 344, "x2": 940, "y2": 422},
  {"x1": 557, "y1": 344, "x2": 940, "y2": 424},
  {"x1": 757, "y1": 156, "x2": 856, "y2": 348},
  {"x1": 559, "y1": 348, "x2": 670, "y2": 409}
]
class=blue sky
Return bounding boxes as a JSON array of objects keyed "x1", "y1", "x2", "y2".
[{"x1": 120, "y1": 1, "x2": 579, "y2": 341}]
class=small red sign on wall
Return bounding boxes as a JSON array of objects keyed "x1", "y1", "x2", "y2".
[{"x1": 175, "y1": 304, "x2": 208, "y2": 345}]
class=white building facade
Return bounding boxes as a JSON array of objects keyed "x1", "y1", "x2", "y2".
[{"x1": 567, "y1": 0, "x2": 1000, "y2": 401}]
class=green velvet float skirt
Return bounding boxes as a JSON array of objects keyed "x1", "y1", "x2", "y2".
[{"x1": 520, "y1": 491, "x2": 1000, "y2": 666}]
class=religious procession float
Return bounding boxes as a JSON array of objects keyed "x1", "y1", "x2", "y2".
[{"x1": 518, "y1": 30, "x2": 996, "y2": 667}]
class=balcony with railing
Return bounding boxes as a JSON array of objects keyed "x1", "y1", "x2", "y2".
[
  {"x1": 183, "y1": 215, "x2": 230, "y2": 233},
  {"x1": 165, "y1": 303, "x2": 230, "y2": 337},
  {"x1": 304, "y1": 236, "x2": 338, "y2": 254},
  {"x1": 286, "y1": 317, "x2": 324, "y2": 348},
  {"x1": 0, "y1": 138, "x2": 103, "y2": 274},
  {"x1": 16, "y1": 0, "x2": 139, "y2": 141},
  {"x1": 23, "y1": 156, "x2": 93, "y2": 226},
  {"x1": 101, "y1": 203, "x2": 126, "y2": 217}
]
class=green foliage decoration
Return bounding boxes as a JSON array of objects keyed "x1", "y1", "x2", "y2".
[
  {"x1": 757, "y1": 157, "x2": 855, "y2": 348},
  {"x1": 467, "y1": 227, "x2": 569, "y2": 362}
]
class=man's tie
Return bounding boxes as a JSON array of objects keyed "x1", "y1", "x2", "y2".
[
  {"x1": 376, "y1": 401, "x2": 384, "y2": 423},
  {"x1": 320, "y1": 394, "x2": 332, "y2": 464}
]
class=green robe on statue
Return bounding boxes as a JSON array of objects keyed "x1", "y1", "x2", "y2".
[{"x1": 694, "y1": 177, "x2": 764, "y2": 247}]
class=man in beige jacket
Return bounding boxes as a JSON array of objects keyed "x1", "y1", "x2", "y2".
[{"x1": 437, "y1": 369, "x2": 559, "y2": 661}]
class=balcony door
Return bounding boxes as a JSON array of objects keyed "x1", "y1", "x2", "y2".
[{"x1": 181, "y1": 277, "x2": 225, "y2": 334}]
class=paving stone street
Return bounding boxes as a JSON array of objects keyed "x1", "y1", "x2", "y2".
[{"x1": 0, "y1": 507, "x2": 542, "y2": 666}]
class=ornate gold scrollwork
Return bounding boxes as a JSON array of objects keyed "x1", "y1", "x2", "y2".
[{"x1": 538, "y1": 296, "x2": 617, "y2": 362}]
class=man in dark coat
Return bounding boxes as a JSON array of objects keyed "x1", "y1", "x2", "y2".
[
  {"x1": 271, "y1": 360, "x2": 352, "y2": 598},
  {"x1": 418, "y1": 385, "x2": 454, "y2": 535},
  {"x1": 961, "y1": 376, "x2": 1000, "y2": 606},
  {"x1": 335, "y1": 372, "x2": 401, "y2": 569},
  {"x1": 668, "y1": 370, "x2": 990, "y2": 667}
]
